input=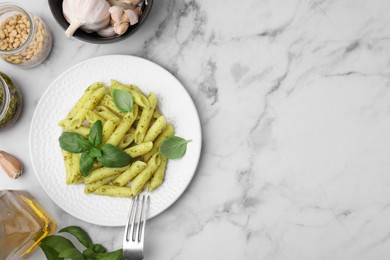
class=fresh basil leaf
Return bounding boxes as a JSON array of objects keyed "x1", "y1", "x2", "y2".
[
  {"x1": 41, "y1": 235, "x2": 79, "y2": 256},
  {"x1": 89, "y1": 120, "x2": 103, "y2": 147},
  {"x1": 58, "y1": 248, "x2": 84, "y2": 260},
  {"x1": 159, "y1": 136, "x2": 191, "y2": 159},
  {"x1": 96, "y1": 249, "x2": 124, "y2": 260},
  {"x1": 59, "y1": 132, "x2": 92, "y2": 153},
  {"x1": 98, "y1": 144, "x2": 132, "y2": 168},
  {"x1": 89, "y1": 147, "x2": 102, "y2": 158},
  {"x1": 92, "y1": 244, "x2": 107, "y2": 253},
  {"x1": 83, "y1": 247, "x2": 96, "y2": 259},
  {"x1": 40, "y1": 244, "x2": 63, "y2": 260},
  {"x1": 80, "y1": 152, "x2": 95, "y2": 177},
  {"x1": 112, "y1": 89, "x2": 133, "y2": 112},
  {"x1": 59, "y1": 226, "x2": 93, "y2": 248}
]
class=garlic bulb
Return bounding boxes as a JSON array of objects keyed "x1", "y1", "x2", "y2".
[{"x1": 63, "y1": 0, "x2": 111, "y2": 38}]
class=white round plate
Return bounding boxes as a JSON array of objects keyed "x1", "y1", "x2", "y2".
[{"x1": 29, "y1": 55, "x2": 202, "y2": 226}]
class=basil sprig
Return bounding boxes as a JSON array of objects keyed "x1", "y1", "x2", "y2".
[
  {"x1": 40, "y1": 225, "x2": 124, "y2": 260},
  {"x1": 58, "y1": 120, "x2": 132, "y2": 176},
  {"x1": 159, "y1": 136, "x2": 191, "y2": 159},
  {"x1": 112, "y1": 89, "x2": 133, "y2": 112}
]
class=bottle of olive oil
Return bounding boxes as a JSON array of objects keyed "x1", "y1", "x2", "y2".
[{"x1": 0, "y1": 190, "x2": 56, "y2": 259}]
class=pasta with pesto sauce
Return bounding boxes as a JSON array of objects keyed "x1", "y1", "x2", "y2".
[{"x1": 59, "y1": 80, "x2": 174, "y2": 198}]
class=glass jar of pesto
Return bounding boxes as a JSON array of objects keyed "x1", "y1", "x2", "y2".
[{"x1": 0, "y1": 71, "x2": 22, "y2": 131}]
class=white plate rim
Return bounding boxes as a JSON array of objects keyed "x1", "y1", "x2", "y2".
[{"x1": 29, "y1": 55, "x2": 202, "y2": 226}]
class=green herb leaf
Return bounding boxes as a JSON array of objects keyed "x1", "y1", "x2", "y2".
[
  {"x1": 58, "y1": 248, "x2": 84, "y2": 260},
  {"x1": 159, "y1": 136, "x2": 191, "y2": 159},
  {"x1": 89, "y1": 120, "x2": 103, "y2": 146},
  {"x1": 112, "y1": 89, "x2": 133, "y2": 112},
  {"x1": 83, "y1": 247, "x2": 96, "y2": 259},
  {"x1": 93, "y1": 244, "x2": 107, "y2": 253},
  {"x1": 59, "y1": 226, "x2": 93, "y2": 248},
  {"x1": 59, "y1": 132, "x2": 92, "y2": 153},
  {"x1": 96, "y1": 249, "x2": 124, "y2": 260},
  {"x1": 97, "y1": 144, "x2": 132, "y2": 168},
  {"x1": 80, "y1": 152, "x2": 95, "y2": 177},
  {"x1": 40, "y1": 235, "x2": 79, "y2": 257},
  {"x1": 89, "y1": 147, "x2": 102, "y2": 158},
  {"x1": 40, "y1": 244, "x2": 63, "y2": 260}
]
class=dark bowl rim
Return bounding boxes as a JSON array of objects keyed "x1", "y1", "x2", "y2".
[{"x1": 47, "y1": 0, "x2": 154, "y2": 44}]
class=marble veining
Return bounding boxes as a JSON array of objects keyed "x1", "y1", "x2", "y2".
[{"x1": 1, "y1": 0, "x2": 390, "y2": 259}]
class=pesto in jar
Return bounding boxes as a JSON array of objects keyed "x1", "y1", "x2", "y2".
[{"x1": 0, "y1": 71, "x2": 22, "y2": 130}]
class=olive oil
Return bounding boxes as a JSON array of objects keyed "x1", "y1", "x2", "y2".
[{"x1": 0, "y1": 190, "x2": 56, "y2": 259}]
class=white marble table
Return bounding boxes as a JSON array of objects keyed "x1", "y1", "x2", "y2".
[{"x1": 1, "y1": 0, "x2": 390, "y2": 259}]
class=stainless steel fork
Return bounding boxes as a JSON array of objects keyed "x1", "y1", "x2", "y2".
[{"x1": 123, "y1": 194, "x2": 150, "y2": 260}]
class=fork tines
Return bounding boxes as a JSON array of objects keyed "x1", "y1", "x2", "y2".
[{"x1": 124, "y1": 194, "x2": 150, "y2": 243}]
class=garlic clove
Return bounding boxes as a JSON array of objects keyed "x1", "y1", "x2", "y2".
[
  {"x1": 97, "y1": 26, "x2": 117, "y2": 37},
  {"x1": 123, "y1": 9, "x2": 139, "y2": 25},
  {"x1": 134, "y1": 7, "x2": 142, "y2": 17},
  {"x1": 114, "y1": 22, "x2": 130, "y2": 35},
  {"x1": 109, "y1": 6, "x2": 125, "y2": 27},
  {"x1": 0, "y1": 151, "x2": 23, "y2": 179}
]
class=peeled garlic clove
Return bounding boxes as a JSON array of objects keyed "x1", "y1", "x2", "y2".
[
  {"x1": 123, "y1": 9, "x2": 139, "y2": 25},
  {"x1": 114, "y1": 22, "x2": 130, "y2": 35},
  {"x1": 97, "y1": 26, "x2": 117, "y2": 37},
  {"x1": 109, "y1": 6, "x2": 125, "y2": 27},
  {"x1": 0, "y1": 151, "x2": 23, "y2": 179}
]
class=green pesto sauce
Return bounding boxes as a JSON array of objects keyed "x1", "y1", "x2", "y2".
[{"x1": 0, "y1": 72, "x2": 21, "y2": 130}]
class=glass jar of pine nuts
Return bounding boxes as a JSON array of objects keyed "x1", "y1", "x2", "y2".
[{"x1": 0, "y1": 4, "x2": 52, "y2": 69}]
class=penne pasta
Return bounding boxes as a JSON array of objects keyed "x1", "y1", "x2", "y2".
[
  {"x1": 102, "y1": 119, "x2": 119, "y2": 144},
  {"x1": 84, "y1": 166, "x2": 129, "y2": 184},
  {"x1": 65, "y1": 125, "x2": 90, "y2": 139},
  {"x1": 131, "y1": 153, "x2": 162, "y2": 195},
  {"x1": 149, "y1": 157, "x2": 167, "y2": 191},
  {"x1": 117, "y1": 129, "x2": 135, "y2": 150},
  {"x1": 69, "y1": 87, "x2": 105, "y2": 128},
  {"x1": 144, "y1": 115, "x2": 166, "y2": 142},
  {"x1": 98, "y1": 94, "x2": 118, "y2": 113},
  {"x1": 86, "y1": 110, "x2": 106, "y2": 125},
  {"x1": 134, "y1": 93, "x2": 157, "y2": 144},
  {"x1": 94, "y1": 185, "x2": 133, "y2": 198},
  {"x1": 84, "y1": 174, "x2": 120, "y2": 194},
  {"x1": 65, "y1": 82, "x2": 104, "y2": 121},
  {"x1": 112, "y1": 161, "x2": 147, "y2": 186},
  {"x1": 143, "y1": 124, "x2": 175, "y2": 161},
  {"x1": 62, "y1": 150, "x2": 73, "y2": 184},
  {"x1": 95, "y1": 105, "x2": 121, "y2": 122},
  {"x1": 124, "y1": 142, "x2": 153, "y2": 158},
  {"x1": 106, "y1": 105, "x2": 138, "y2": 146}
]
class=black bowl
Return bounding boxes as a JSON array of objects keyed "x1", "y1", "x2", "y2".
[{"x1": 48, "y1": 0, "x2": 153, "y2": 44}]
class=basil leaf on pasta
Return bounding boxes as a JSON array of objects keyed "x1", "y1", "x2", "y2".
[
  {"x1": 98, "y1": 144, "x2": 132, "y2": 168},
  {"x1": 80, "y1": 152, "x2": 95, "y2": 177},
  {"x1": 59, "y1": 132, "x2": 92, "y2": 153},
  {"x1": 89, "y1": 120, "x2": 103, "y2": 146},
  {"x1": 159, "y1": 136, "x2": 191, "y2": 159},
  {"x1": 112, "y1": 89, "x2": 133, "y2": 112}
]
